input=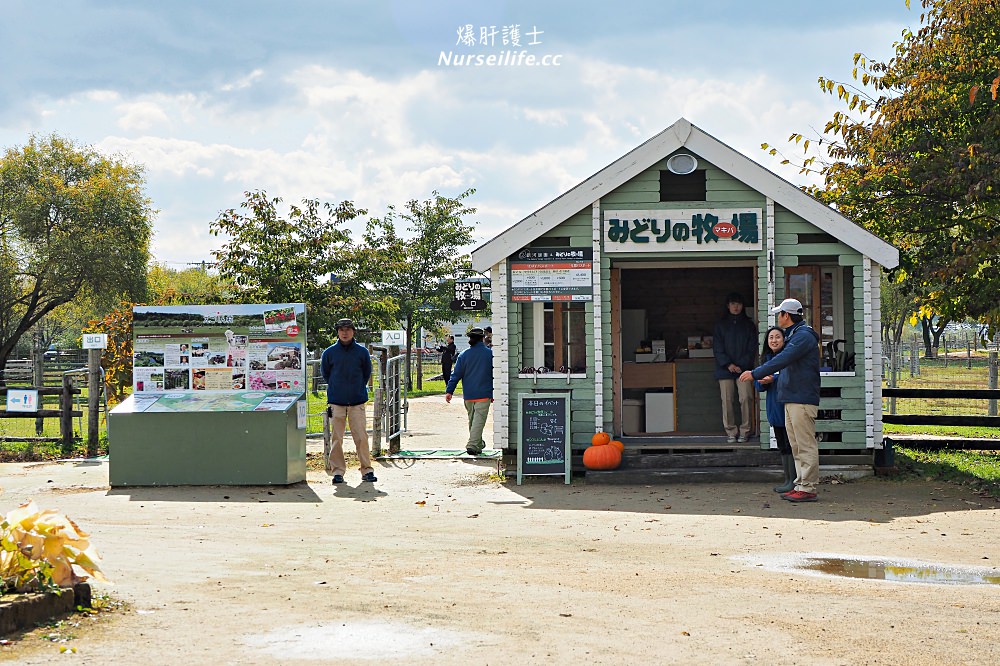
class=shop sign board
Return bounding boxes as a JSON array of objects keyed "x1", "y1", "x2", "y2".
[
  {"x1": 451, "y1": 280, "x2": 487, "y2": 311},
  {"x1": 603, "y1": 208, "x2": 762, "y2": 252},
  {"x1": 510, "y1": 247, "x2": 593, "y2": 302},
  {"x1": 131, "y1": 303, "x2": 306, "y2": 395},
  {"x1": 517, "y1": 393, "x2": 571, "y2": 485}
]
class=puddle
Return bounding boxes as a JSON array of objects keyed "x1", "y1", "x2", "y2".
[
  {"x1": 803, "y1": 557, "x2": 1000, "y2": 585},
  {"x1": 242, "y1": 621, "x2": 473, "y2": 660},
  {"x1": 734, "y1": 552, "x2": 1000, "y2": 586}
]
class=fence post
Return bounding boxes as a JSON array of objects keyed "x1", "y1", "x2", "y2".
[
  {"x1": 989, "y1": 348, "x2": 998, "y2": 418},
  {"x1": 372, "y1": 348, "x2": 385, "y2": 457},
  {"x1": 888, "y1": 342, "x2": 897, "y2": 414},
  {"x1": 60, "y1": 374, "x2": 75, "y2": 455},
  {"x1": 967, "y1": 338, "x2": 973, "y2": 370},
  {"x1": 912, "y1": 334, "x2": 920, "y2": 376},
  {"x1": 87, "y1": 349, "x2": 101, "y2": 455}
]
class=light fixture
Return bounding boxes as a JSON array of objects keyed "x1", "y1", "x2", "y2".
[{"x1": 666, "y1": 153, "x2": 698, "y2": 175}]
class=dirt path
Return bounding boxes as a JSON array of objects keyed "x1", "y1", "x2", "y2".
[{"x1": 2, "y1": 397, "x2": 1000, "y2": 665}]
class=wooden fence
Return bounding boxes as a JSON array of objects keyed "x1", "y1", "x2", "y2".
[
  {"x1": 882, "y1": 387, "x2": 1000, "y2": 451},
  {"x1": 0, "y1": 375, "x2": 83, "y2": 450}
]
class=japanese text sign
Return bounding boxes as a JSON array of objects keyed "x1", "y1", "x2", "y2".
[{"x1": 603, "y1": 209, "x2": 762, "y2": 253}]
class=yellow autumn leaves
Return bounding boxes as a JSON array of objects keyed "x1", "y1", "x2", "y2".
[{"x1": 1, "y1": 501, "x2": 107, "y2": 593}]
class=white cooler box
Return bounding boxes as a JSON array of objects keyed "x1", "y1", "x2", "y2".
[{"x1": 645, "y1": 392, "x2": 675, "y2": 432}]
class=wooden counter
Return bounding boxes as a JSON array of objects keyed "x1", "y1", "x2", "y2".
[{"x1": 622, "y1": 362, "x2": 675, "y2": 389}]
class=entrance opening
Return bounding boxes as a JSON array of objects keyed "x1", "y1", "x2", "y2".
[{"x1": 616, "y1": 264, "x2": 755, "y2": 438}]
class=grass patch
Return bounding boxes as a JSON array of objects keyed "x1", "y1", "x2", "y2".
[
  {"x1": 894, "y1": 446, "x2": 1000, "y2": 499},
  {"x1": 884, "y1": 424, "x2": 1000, "y2": 438}
]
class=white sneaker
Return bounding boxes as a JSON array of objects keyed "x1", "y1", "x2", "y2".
[
  {"x1": 726, "y1": 436, "x2": 737, "y2": 443},
  {"x1": 737, "y1": 435, "x2": 747, "y2": 443}
]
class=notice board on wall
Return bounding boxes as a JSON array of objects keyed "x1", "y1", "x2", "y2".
[{"x1": 517, "y1": 393, "x2": 571, "y2": 485}]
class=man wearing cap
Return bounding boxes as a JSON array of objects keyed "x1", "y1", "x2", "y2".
[
  {"x1": 321, "y1": 318, "x2": 377, "y2": 484},
  {"x1": 445, "y1": 327, "x2": 493, "y2": 456},
  {"x1": 739, "y1": 298, "x2": 821, "y2": 502},
  {"x1": 713, "y1": 292, "x2": 758, "y2": 443}
]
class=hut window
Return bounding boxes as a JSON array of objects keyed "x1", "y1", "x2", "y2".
[
  {"x1": 659, "y1": 170, "x2": 706, "y2": 202},
  {"x1": 535, "y1": 302, "x2": 588, "y2": 374},
  {"x1": 784, "y1": 265, "x2": 844, "y2": 351}
]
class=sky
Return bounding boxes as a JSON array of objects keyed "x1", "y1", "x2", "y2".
[{"x1": 0, "y1": 0, "x2": 920, "y2": 269}]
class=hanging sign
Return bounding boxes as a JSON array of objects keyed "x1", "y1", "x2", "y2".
[{"x1": 451, "y1": 280, "x2": 487, "y2": 311}]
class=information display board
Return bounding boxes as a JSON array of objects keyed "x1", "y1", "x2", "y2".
[
  {"x1": 517, "y1": 393, "x2": 571, "y2": 485},
  {"x1": 132, "y1": 303, "x2": 306, "y2": 394}
]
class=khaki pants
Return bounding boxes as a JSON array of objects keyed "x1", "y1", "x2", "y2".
[
  {"x1": 785, "y1": 403, "x2": 819, "y2": 493},
  {"x1": 328, "y1": 404, "x2": 373, "y2": 476},
  {"x1": 719, "y1": 378, "x2": 755, "y2": 438},
  {"x1": 464, "y1": 400, "x2": 491, "y2": 453}
]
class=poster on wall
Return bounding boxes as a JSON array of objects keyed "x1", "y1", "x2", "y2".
[
  {"x1": 132, "y1": 303, "x2": 307, "y2": 395},
  {"x1": 510, "y1": 247, "x2": 593, "y2": 302}
]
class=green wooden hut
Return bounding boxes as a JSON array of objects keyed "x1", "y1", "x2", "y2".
[{"x1": 471, "y1": 118, "x2": 899, "y2": 479}]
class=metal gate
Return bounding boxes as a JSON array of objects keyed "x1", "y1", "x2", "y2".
[{"x1": 316, "y1": 349, "x2": 407, "y2": 461}]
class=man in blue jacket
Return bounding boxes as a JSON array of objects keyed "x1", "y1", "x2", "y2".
[
  {"x1": 740, "y1": 298, "x2": 821, "y2": 502},
  {"x1": 321, "y1": 318, "x2": 376, "y2": 484},
  {"x1": 445, "y1": 327, "x2": 493, "y2": 456}
]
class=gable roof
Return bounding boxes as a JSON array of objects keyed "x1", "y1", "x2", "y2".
[{"x1": 471, "y1": 118, "x2": 899, "y2": 272}]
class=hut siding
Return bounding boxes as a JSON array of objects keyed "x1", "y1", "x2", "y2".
[{"x1": 502, "y1": 156, "x2": 881, "y2": 452}]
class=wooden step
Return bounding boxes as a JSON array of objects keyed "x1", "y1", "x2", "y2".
[{"x1": 584, "y1": 466, "x2": 783, "y2": 485}]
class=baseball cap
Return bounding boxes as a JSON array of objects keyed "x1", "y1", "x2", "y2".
[
  {"x1": 468, "y1": 327, "x2": 485, "y2": 337},
  {"x1": 334, "y1": 318, "x2": 356, "y2": 330},
  {"x1": 769, "y1": 298, "x2": 803, "y2": 315}
]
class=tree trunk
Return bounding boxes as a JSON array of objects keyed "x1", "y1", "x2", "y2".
[{"x1": 920, "y1": 316, "x2": 933, "y2": 357}]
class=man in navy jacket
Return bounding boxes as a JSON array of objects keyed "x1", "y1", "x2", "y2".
[
  {"x1": 321, "y1": 318, "x2": 376, "y2": 484},
  {"x1": 740, "y1": 298, "x2": 821, "y2": 502},
  {"x1": 445, "y1": 327, "x2": 493, "y2": 456}
]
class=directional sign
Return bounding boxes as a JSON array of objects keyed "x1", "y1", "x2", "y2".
[
  {"x1": 451, "y1": 280, "x2": 487, "y2": 311},
  {"x1": 381, "y1": 330, "x2": 405, "y2": 346},
  {"x1": 82, "y1": 333, "x2": 108, "y2": 349}
]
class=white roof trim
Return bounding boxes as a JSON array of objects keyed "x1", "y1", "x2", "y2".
[{"x1": 471, "y1": 118, "x2": 898, "y2": 271}]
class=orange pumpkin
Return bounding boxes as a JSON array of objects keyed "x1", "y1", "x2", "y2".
[
  {"x1": 591, "y1": 431, "x2": 611, "y2": 446},
  {"x1": 583, "y1": 444, "x2": 622, "y2": 470},
  {"x1": 609, "y1": 440, "x2": 625, "y2": 453}
]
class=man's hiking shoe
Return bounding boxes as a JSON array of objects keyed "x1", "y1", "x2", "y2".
[
  {"x1": 332, "y1": 474, "x2": 345, "y2": 484},
  {"x1": 782, "y1": 490, "x2": 818, "y2": 502},
  {"x1": 361, "y1": 472, "x2": 377, "y2": 482}
]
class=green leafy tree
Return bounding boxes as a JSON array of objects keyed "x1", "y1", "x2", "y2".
[
  {"x1": 0, "y1": 133, "x2": 153, "y2": 381},
  {"x1": 146, "y1": 263, "x2": 232, "y2": 305},
  {"x1": 209, "y1": 190, "x2": 395, "y2": 350},
  {"x1": 355, "y1": 189, "x2": 478, "y2": 389},
  {"x1": 768, "y1": 0, "x2": 1000, "y2": 331}
]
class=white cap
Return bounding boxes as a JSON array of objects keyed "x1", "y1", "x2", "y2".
[{"x1": 769, "y1": 298, "x2": 803, "y2": 315}]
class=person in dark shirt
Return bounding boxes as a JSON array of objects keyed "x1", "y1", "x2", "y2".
[
  {"x1": 713, "y1": 292, "x2": 758, "y2": 443},
  {"x1": 437, "y1": 335, "x2": 457, "y2": 381}
]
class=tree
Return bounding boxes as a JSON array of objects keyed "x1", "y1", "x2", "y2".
[
  {"x1": 146, "y1": 263, "x2": 232, "y2": 305},
  {"x1": 210, "y1": 190, "x2": 396, "y2": 350},
  {"x1": 355, "y1": 189, "x2": 478, "y2": 389},
  {"x1": 0, "y1": 133, "x2": 153, "y2": 381},
  {"x1": 770, "y1": 0, "x2": 1000, "y2": 331}
]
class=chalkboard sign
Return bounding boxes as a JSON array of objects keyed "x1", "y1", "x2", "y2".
[{"x1": 517, "y1": 393, "x2": 571, "y2": 485}]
